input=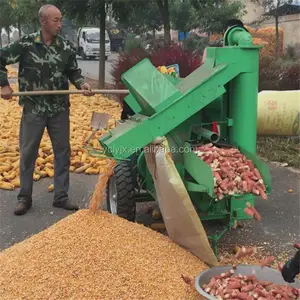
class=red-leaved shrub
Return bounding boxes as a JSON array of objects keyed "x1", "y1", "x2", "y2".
[
  {"x1": 150, "y1": 44, "x2": 201, "y2": 77},
  {"x1": 278, "y1": 64, "x2": 300, "y2": 90},
  {"x1": 110, "y1": 44, "x2": 201, "y2": 105},
  {"x1": 259, "y1": 56, "x2": 279, "y2": 91},
  {"x1": 111, "y1": 48, "x2": 299, "y2": 109},
  {"x1": 110, "y1": 47, "x2": 149, "y2": 104},
  {"x1": 259, "y1": 56, "x2": 300, "y2": 91}
]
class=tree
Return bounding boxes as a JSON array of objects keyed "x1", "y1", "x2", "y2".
[
  {"x1": 0, "y1": 0, "x2": 16, "y2": 46},
  {"x1": 156, "y1": 0, "x2": 171, "y2": 45},
  {"x1": 53, "y1": 0, "x2": 147, "y2": 88},
  {"x1": 118, "y1": 4, "x2": 162, "y2": 36},
  {"x1": 189, "y1": 0, "x2": 246, "y2": 34},
  {"x1": 170, "y1": 0, "x2": 194, "y2": 33},
  {"x1": 253, "y1": 0, "x2": 293, "y2": 57},
  {"x1": 113, "y1": 0, "x2": 171, "y2": 46},
  {"x1": 52, "y1": 0, "x2": 108, "y2": 88},
  {"x1": 9, "y1": 0, "x2": 47, "y2": 37},
  {"x1": 53, "y1": 0, "x2": 172, "y2": 86},
  {"x1": 115, "y1": 2, "x2": 163, "y2": 47}
]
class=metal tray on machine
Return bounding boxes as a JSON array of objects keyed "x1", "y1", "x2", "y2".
[{"x1": 195, "y1": 264, "x2": 300, "y2": 300}]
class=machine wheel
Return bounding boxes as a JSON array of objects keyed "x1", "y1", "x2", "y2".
[{"x1": 106, "y1": 163, "x2": 136, "y2": 222}]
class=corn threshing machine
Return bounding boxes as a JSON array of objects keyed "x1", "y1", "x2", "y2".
[{"x1": 97, "y1": 25, "x2": 272, "y2": 255}]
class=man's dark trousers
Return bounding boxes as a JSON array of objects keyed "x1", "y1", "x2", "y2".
[{"x1": 17, "y1": 107, "x2": 70, "y2": 206}]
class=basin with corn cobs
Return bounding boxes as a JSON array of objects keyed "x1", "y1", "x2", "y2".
[{"x1": 195, "y1": 264, "x2": 300, "y2": 299}]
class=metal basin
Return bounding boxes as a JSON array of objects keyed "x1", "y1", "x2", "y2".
[{"x1": 195, "y1": 264, "x2": 300, "y2": 299}]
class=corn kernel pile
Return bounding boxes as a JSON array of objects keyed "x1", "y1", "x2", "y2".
[
  {"x1": 0, "y1": 209, "x2": 207, "y2": 299},
  {"x1": 0, "y1": 80, "x2": 121, "y2": 191}
]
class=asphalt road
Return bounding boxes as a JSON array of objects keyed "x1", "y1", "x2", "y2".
[
  {"x1": 77, "y1": 52, "x2": 119, "y2": 84},
  {"x1": 1, "y1": 163, "x2": 299, "y2": 260}
]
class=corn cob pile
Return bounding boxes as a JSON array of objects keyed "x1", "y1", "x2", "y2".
[
  {"x1": 210, "y1": 25, "x2": 284, "y2": 57},
  {"x1": 0, "y1": 81, "x2": 121, "y2": 191},
  {"x1": 254, "y1": 27, "x2": 284, "y2": 57},
  {"x1": 157, "y1": 65, "x2": 179, "y2": 78},
  {"x1": 203, "y1": 269, "x2": 299, "y2": 299},
  {"x1": 193, "y1": 143, "x2": 267, "y2": 201}
]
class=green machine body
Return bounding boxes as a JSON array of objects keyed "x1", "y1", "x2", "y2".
[{"x1": 98, "y1": 26, "x2": 272, "y2": 255}]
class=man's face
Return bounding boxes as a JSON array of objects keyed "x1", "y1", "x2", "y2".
[{"x1": 41, "y1": 8, "x2": 62, "y2": 36}]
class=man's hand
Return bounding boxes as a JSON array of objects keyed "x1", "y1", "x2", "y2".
[
  {"x1": 1, "y1": 85, "x2": 13, "y2": 100},
  {"x1": 81, "y1": 82, "x2": 94, "y2": 96},
  {"x1": 281, "y1": 250, "x2": 300, "y2": 283}
]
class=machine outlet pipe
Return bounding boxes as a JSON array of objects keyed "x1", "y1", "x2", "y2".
[
  {"x1": 223, "y1": 26, "x2": 253, "y2": 47},
  {"x1": 200, "y1": 128, "x2": 220, "y2": 143}
]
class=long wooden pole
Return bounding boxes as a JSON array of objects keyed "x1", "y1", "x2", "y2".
[{"x1": 12, "y1": 89, "x2": 130, "y2": 96}]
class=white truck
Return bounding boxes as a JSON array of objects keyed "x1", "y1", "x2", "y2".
[{"x1": 77, "y1": 27, "x2": 111, "y2": 60}]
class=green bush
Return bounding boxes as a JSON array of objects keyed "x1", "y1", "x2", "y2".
[
  {"x1": 123, "y1": 38, "x2": 145, "y2": 53},
  {"x1": 182, "y1": 34, "x2": 209, "y2": 55},
  {"x1": 284, "y1": 43, "x2": 300, "y2": 60}
]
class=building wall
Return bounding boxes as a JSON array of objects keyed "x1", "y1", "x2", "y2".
[
  {"x1": 242, "y1": 0, "x2": 265, "y2": 24},
  {"x1": 261, "y1": 14, "x2": 300, "y2": 47},
  {"x1": 242, "y1": 1, "x2": 300, "y2": 48}
]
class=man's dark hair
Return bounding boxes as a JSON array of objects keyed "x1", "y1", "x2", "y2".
[{"x1": 226, "y1": 19, "x2": 244, "y2": 28}]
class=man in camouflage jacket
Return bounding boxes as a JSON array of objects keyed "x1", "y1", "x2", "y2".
[{"x1": 0, "y1": 4, "x2": 94, "y2": 215}]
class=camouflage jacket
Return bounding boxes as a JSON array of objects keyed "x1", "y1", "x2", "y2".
[{"x1": 0, "y1": 30, "x2": 85, "y2": 117}]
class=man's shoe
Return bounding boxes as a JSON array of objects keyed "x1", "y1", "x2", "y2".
[
  {"x1": 14, "y1": 201, "x2": 32, "y2": 216},
  {"x1": 53, "y1": 200, "x2": 79, "y2": 211}
]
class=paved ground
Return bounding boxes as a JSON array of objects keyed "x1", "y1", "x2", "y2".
[
  {"x1": 77, "y1": 53, "x2": 119, "y2": 84},
  {"x1": 1, "y1": 163, "x2": 299, "y2": 259},
  {"x1": 0, "y1": 174, "x2": 98, "y2": 251}
]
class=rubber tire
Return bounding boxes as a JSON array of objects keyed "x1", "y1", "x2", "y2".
[
  {"x1": 105, "y1": 56, "x2": 108, "y2": 61},
  {"x1": 107, "y1": 163, "x2": 136, "y2": 222}
]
